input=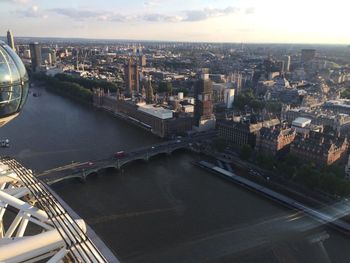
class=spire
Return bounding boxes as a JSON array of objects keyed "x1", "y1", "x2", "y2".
[{"x1": 145, "y1": 76, "x2": 154, "y2": 104}]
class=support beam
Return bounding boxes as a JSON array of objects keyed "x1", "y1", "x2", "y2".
[
  {"x1": 0, "y1": 228, "x2": 65, "y2": 263},
  {"x1": 47, "y1": 247, "x2": 67, "y2": 263},
  {"x1": 0, "y1": 191, "x2": 48, "y2": 222}
]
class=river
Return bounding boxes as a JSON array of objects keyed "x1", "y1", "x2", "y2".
[{"x1": 1, "y1": 86, "x2": 350, "y2": 263}]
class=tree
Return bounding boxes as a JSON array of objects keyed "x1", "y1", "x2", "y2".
[
  {"x1": 250, "y1": 99, "x2": 265, "y2": 112},
  {"x1": 157, "y1": 81, "x2": 173, "y2": 94},
  {"x1": 212, "y1": 138, "x2": 227, "y2": 152},
  {"x1": 54, "y1": 73, "x2": 118, "y2": 92},
  {"x1": 33, "y1": 74, "x2": 93, "y2": 103},
  {"x1": 174, "y1": 87, "x2": 189, "y2": 96},
  {"x1": 233, "y1": 93, "x2": 251, "y2": 111},
  {"x1": 256, "y1": 153, "x2": 274, "y2": 170},
  {"x1": 341, "y1": 89, "x2": 350, "y2": 99},
  {"x1": 233, "y1": 89, "x2": 262, "y2": 112},
  {"x1": 265, "y1": 101, "x2": 282, "y2": 114},
  {"x1": 240, "y1": 145, "x2": 252, "y2": 160}
]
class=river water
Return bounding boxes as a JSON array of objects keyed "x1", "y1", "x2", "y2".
[{"x1": 1, "y1": 86, "x2": 350, "y2": 263}]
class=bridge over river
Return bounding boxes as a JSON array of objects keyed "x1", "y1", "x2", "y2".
[{"x1": 37, "y1": 132, "x2": 214, "y2": 185}]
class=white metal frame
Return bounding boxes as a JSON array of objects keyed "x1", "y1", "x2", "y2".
[{"x1": 0, "y1": 157, "x2": 107, "y2": 263}]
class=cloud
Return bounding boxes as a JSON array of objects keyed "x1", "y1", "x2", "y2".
[
  {"x1": 183, "y1": 6, "x2": 239, "y2": 21},
  {"x1": 0, "y1": 0, "x2": 31, "y2": 4},
  {"x1": 143, "y1": 1, "x2": 159, "y2": 8},
  {"x1": 142, "y1": 13, "x2": 182, "y2": 22},
  {"x1": 184, "y1": 10, "x2": 207, "y2": 21},
  {"x1": 16, "y1": 5, "x2": 47, "y2": 18},
  {"x1": 245, "y1": 7, "x2": 255, "y2": 14},
  {"x1": 48, "y1": 8, "x2": 102, "y2": 19},
  {"x1": 40, "y1": 5, "x2": 252, "y2": 23}
]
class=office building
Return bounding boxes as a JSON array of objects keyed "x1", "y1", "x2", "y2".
[
  {"x1": 301, "y1": 49, "x2": 316, "y2": 63},
  {"x1": 6, "y1": 30, "x2": 15, "y2": 51},
  {"x1": 224, "y1": 88, "x2": 235, "y2": 109},
  {"x1": 283, "y1": 55, "x2": 291, "y2": 72},
  {"x1": 29, "y1": 42, "x2": 42, "y2": 73},
  {"x1": 50, "y1": 50, "x2": 57, "y2": 65}
]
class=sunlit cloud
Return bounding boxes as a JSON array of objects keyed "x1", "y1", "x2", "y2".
[
  {"x1": 47, "y1": 6, "x2": 249, "y2": 23},
  {"x1": 3, "y1": 0, "x2": 349, "y2": 44},
  {"x1": 15, "y1": 5, "x2": 48, "y2": 19}
]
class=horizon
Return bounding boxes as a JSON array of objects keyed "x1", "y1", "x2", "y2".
[
  {"x1": 1, "y1": 34, "x2": 349, "y2": 46},
  {"x1": 1, "y1": 0, "x2": 350, "y2": 45}
]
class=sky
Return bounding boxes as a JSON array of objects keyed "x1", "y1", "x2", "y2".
[{"x1": 0, "y1": 0, "x2": 349, "y2": 44}]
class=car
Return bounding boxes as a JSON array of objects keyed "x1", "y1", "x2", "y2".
[
  {"x1": 114, "y1": 151, "x2": 126, "y2": 158},
  {"x1": 176, "y1": 140, "x2": 181, "y2": 143}
]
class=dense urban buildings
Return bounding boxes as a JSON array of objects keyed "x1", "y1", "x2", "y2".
[{"x1": 2, "y1": 6, "x2": 350, "y2": 260}]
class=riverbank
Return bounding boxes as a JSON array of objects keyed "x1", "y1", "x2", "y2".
[
  {"x1": 34, "y1": 82, "x2": 346, "y2": 218},
  {"x1": 195, "y1": 160, "x2": 350, "y2": 235}
]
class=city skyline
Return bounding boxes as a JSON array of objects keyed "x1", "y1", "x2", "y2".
[{"x1": 1, "y1": 0, "x2": 349, "y2": 44}]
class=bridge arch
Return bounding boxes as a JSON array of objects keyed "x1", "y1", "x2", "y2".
[
  {"x1": 119, "y1": 157, "x2": 149, "y2": 168},
  {"x1": 147, "y1": 151, "x2": 170, "y2": 160},
  {"x1": 167, "y1": 146, "x2": 190, "y2": 155},
  {"x1": 85, "y1": 171, "x2": 99, "y2": 179},
  {"x1": 47, "y1": 174, "x2": 84, "y2": 185}
]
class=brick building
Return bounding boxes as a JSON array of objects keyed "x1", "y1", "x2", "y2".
[
  {"x1": 255, "y1": 127, "x2": 296, "y2": 156},
  {"x1": 290, "y1": 132, "x2": 349, "y2": 165}
]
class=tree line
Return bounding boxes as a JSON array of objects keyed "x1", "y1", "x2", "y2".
[
  {"x1": 233, "y1": 89, "x2": 282, "y2": 113},
  {"x1": 32, "y1": 73, "x2": 94, "y2": 104}
]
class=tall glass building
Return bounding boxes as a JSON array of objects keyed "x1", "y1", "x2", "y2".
[{"x1": 0, "y1": 41, "x2": 29, "y2": 126}]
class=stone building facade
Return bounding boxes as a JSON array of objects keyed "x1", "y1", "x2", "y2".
[{"x1": 217, "y1": 117, "x2": 280, "y2": 148}]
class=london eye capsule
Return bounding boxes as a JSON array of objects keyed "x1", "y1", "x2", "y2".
[{"x1": 0, "y1": 41, "x2": 29, "y2": 126}]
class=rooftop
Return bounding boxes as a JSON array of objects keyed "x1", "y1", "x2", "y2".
[
  {"x1": 292, "y1": 117, "x2": 312, "y2": 127},
  {"x1": 138, "y1": 103, "x2": 173, "y2": 119}
]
